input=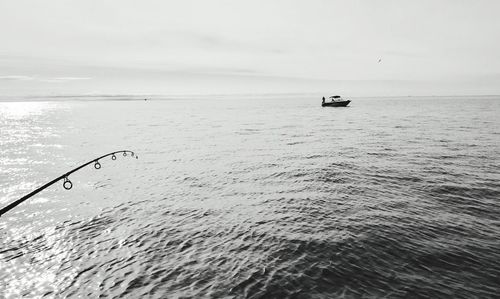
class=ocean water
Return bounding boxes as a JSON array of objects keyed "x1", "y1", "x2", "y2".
[{"x1": 1, "y1": 95, "x2": 499, "y2": 298}]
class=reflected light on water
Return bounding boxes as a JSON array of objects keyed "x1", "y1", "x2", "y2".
[
  {"x1": 0, "y1": 101, "x2": 66, "y2": 207},
  {"x1": 0, "y1": 101, "x2": 52, "y2": 120}
]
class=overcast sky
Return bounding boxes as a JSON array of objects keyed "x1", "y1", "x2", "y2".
[{"x1": 1, "y1": 0, "x2": 499, "y2": 96}]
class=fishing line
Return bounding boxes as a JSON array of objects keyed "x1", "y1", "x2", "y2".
[{"x1": 0, "y1": 150, "x2": 138, "y2": 217}]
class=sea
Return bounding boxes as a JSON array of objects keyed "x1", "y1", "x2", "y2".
[{"x1": 1, "y1": 95, "x2": 499, "y2": 298}]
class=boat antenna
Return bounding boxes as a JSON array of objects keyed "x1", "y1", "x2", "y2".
[{"x1": 0, "y1": 150, "x2": 138, "y2": 217}]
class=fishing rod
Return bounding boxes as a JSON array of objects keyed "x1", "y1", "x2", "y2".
[{"x1": 0, "y1": 150, "x2": 138, "y2": 217}]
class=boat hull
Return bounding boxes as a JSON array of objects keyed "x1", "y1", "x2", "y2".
[{"x1": 322, "y1": 100, "x2": 351, "y2": 107}]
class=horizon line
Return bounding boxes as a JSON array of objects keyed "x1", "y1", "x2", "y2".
[{"x1": 1, "y1": 93, "x2": 500, "y2": 103}]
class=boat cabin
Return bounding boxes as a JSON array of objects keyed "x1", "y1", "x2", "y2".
[{"x1": 329, "y1": 95, "x2": 342, "y2": 101}]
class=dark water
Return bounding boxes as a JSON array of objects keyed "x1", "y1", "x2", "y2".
[{"x1": 1, "y1": 95, "x2": 499, "y2": 298}]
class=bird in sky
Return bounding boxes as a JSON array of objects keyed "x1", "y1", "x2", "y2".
[{"x1": 378, "y1": 58, "x2": 382, "y2": 63}]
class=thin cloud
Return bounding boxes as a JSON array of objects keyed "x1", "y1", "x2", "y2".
[
  {"x1": 144, "y1": 29, "x2": 286, "y2": 55},
  {"x1": 43, "y1": 77, "x2": 92, "y2": 82},
  {"x1": 53, "y1": 77, "x2": 91, "y2": 80},
  {"x1": 0, "y1": 75, "x2": 34, "y2": 81},
  {"x1": 0, "y1": 75, "x2": 92, "y2": 83}
]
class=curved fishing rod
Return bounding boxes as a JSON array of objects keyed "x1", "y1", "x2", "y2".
[{"x1": 0, "y1": 150, "x2": 138, "y2": 217}]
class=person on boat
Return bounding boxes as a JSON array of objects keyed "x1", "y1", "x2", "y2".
[{"x1": 322, "y1": 97, "x2": 325, "y2": 104}]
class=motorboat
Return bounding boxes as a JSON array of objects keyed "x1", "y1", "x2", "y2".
[{"x1": 321, "y1": 95, "x2": 351, "y2": 107}]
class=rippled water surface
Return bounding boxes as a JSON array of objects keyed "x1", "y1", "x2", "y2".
[{"x1": 1, "y1": 95, "x2": 500, "y2": 298}]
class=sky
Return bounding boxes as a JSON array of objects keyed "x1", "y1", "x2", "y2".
[{"x1": 1, "y1": 0, "x2": 500, "y2": 97}]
